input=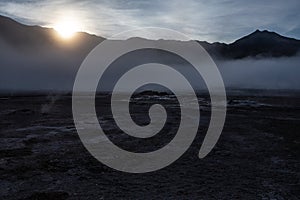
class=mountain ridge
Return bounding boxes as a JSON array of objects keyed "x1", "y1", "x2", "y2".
[{"x1": 1, "y1": 14, "x2": 300, "y2": 60}]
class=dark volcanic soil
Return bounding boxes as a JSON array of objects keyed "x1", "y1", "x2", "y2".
[{"x1": 0, "y1": 93, "x2": 299, "y2": 199}]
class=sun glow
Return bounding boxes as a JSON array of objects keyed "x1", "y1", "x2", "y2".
[{"x1": 54, "y1": 20, "x2": 80, "y2": 39}]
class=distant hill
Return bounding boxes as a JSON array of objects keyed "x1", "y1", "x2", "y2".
[
  {"x1": 198, "y1": 30, "x2": 300, "y2": 59},
  {"x1": 0, "y1": 15, "x2": 104, "y2": 58},
  {"x1": 1, "y1": 15, "x2": 300, "y2": 60}
]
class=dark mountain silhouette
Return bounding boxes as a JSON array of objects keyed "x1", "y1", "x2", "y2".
[
  {"x1": 1, "y1": 15, "x2": 300, "y2": 60},
  {"x1": 0, "y1": 15, "x2": 104, "y2": 58},
  {"x1": 198, "y1": 30, "x2": 300, "y2": 59}
]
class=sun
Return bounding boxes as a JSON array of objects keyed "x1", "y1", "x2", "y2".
[{"x1": 54, "y1": 20, "x2": 79, "y2": 39}]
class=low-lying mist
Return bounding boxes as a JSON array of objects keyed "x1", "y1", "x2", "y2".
[
  {"x1": 216, "y1": 56, "x2": 300, "y2": 90},
  {"x1": 0, "y1": 42, "x2": 299, "y2": 93}
]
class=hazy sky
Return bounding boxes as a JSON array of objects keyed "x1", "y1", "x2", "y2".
[{"x1": 0, "y1": 0, "x2": 300, "y2": 42}]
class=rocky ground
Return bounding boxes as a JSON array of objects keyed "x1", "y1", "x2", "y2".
[{"x1": 0, "y1": 93, "x2": 299, "y2": 199}]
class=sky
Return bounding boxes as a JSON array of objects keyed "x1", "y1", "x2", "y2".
[{"x1": 0, "y1": 0, "x2": 300, "y2": 43}]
